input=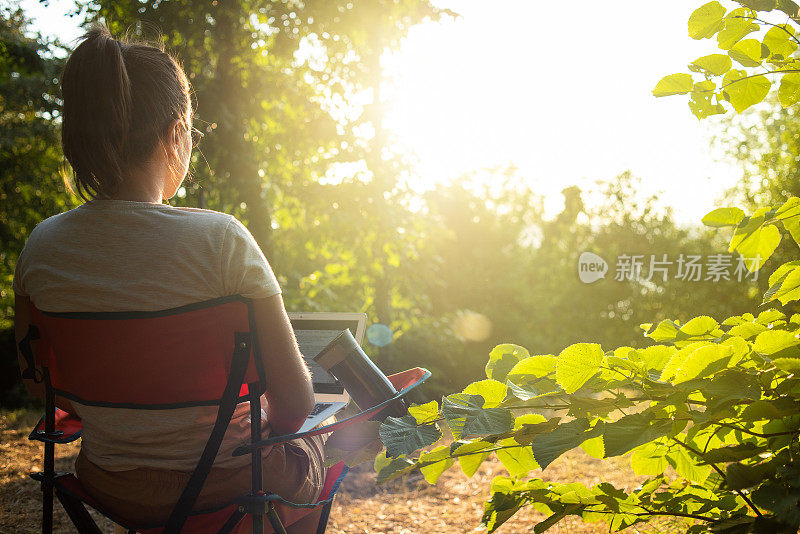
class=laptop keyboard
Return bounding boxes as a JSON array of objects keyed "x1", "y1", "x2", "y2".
[{"x1": 310, "y1": 403, "x2": 332, "y2": 416}]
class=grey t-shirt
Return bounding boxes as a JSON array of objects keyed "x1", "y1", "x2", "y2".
[{"x1": 13, "y1": 199, "x2": 281, "y2": 470}]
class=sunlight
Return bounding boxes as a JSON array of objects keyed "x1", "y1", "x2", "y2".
[{"x1": 381, "y1": 0, "x2": 746, "y2": 222}]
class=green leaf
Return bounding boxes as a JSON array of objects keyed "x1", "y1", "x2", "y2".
[
  {"x1": 725, "y1": 461, "x2": 763, "y2": 490},
  {"x1": 773, "y1": 357, "x2": 800, "y2": 373},
  {"x1": 776, "y1": 197, "x2": 800, "y2": 244},
  {"x1": 728, "y1": 321, "x2": 767, "y2": 339},
  {"x1": 506, "y1": 355, "x2": 557, "y2": 384},
  {"x1": 703, "y1": 369, "x2": 762, "y2": 403},
  {"x1": 408, "y1": 400, "x2": 439, "y2": 424},
  {"x1": 639, "y1": 345, "x2": 677, "y2": 372},
  {"x1": 688, "y1": 1, "x2": 727, "y2": 39},
  {"x1": 379, "y1": 415, "x2": 441, "y2": 457},
  {"x1": 718, "y1": 9, "x2": 759, "y2": 49},
  {"x1": 463, "y1": 408, "x2": 515, "y2": 437},
  {"x1": 779, "y1": 72, "x2": 800, "y2": 107},
  {"x1": 653, "y1": 73, "x2": 694, "y2": 97},
  {"x1": 700, "y1": 443, "x2": 767, "y2": 464},
  {"x1": 773, "y1": 268, "x2": 800, "y2": 305},
  {"x1": 763, "y1": 25, "x2": 798, "y2": 58},
  {"x1": 661, "y1": 342, "x2": 712, "y2": 382},
  {"x1": 580, "y1": 435, "x2": 605, "y2": 459},
  {"x1": 753, "y1": 329, "x2": 800, "y2": 359},
  {"x1": 673, "y1": 344, "x2": 734, "y2": 382},
  {"x1": 531, "y1": 418, "x2": 592, "y2": 469},
  {"x1": 647, "y1": 319, "x2": 681, "y2": 342},
  {"x1": 722, "y1": 70, "x2": 771, "y2": 113},
  {"x1": 419, "y1": 445, "x2": 455, "y2": 484},
  {"x1": 670, "y1": 448, "x2": 712, "y2": 484},
  {"x1": 702, "y1": 207, "x2": 745, "y2": 227},
  {"x1": 740, "y1": 398, "x2": 799, "y2": 420},
  {"x1": 452, "y1": 440, "x2": 493, "y2": 477},
  {"x1": 374, "y1": 451, "x2": 416, "y2": 483},
  {"x1": 485, "y1": 344, "x2": 530, "y2": 382},
  {"x1": 441, "y1": 393, "x2": 514, "y2": 439},
  {"x1": 728, "y1": 208, "x2": 781, "y2": 268},
  {"x1": 463, "y1": 379, "x2": 508, "y2": 408},
  {"x1": 679, "y1": 315, "x2": 719, "y2": 337},
  {"x1": 728, "y1": 39, "x2": 768, "y2": 67},
  {"x1": 556, "y1": 343, "x2": 604, "y2": 394},
  {"x1": 690, "y1": 53, "x2": 733, "y2": 75},
  {"x1": 631, "y1": 441, "x2": 670, "y2": 476},
  {"x1": 496, "y1": 438, "x2": 539, "y2": 476},
  {"x1": 603, "y1": 413, "x2": 673, "y2": 457}
]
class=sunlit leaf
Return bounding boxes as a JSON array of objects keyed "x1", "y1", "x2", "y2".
[
  {"x1": 690, "y1": 53, "x2": 733, "y2": 75},
  {"x1": 653, "y1": 73, "x2": 694, "y2": 97},
  {"x1": 688, "y1": 1, "x2": 727, "y2": 39},
  {"x1": 463, "y1": 379, "x2": 508, "y2": 408},
  {"x1": 485, "y1": 344, "x2": 530, "y2": 382},
  {"x1": 722, "y1": 70, "x2": 771, "y2": 113},
  {"x1": 763, "y1": 25, "x2": 798, "y2": 58},
  {"x1": 728, "y1": 39, "x2": 767, "y2": 67},
  {"x1": 419, "y1": 445, "x2": 455, "y2": 484},
  {"x1": 556, "y1": 343, "x2": 604, "y2": 394},
  {"x1": 408, "y1": 400, "x2": 439, "y2": 424},
  {"x1": 702, "y1": 207, "x2": 745, "y2": 227}
]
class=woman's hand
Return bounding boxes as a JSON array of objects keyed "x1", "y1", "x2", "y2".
[{"x1": 251, "y1": 294, "x2": 315, "y2": 435}]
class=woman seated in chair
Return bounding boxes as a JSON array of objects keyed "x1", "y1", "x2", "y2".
[{"x1": 13, "y1": 24, "x2": 326, "y2": 533}]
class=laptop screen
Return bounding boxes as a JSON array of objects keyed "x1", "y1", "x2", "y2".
[{"x1": 291, "y1": 318, "x2": 361, "y2": 394}]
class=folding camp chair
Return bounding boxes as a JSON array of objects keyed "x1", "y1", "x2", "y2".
[{"x1": 18, "y1": 295, "x2": 430, "y2": 534}]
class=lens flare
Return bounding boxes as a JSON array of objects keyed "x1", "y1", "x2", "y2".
[
  {"x1": 366, "y1": 323, "x2": 393, "y2": 347},
  {"x1": 453, "y1": 311, "x2": 492, "y2": 342}
]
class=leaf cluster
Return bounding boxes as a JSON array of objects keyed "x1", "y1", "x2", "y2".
[
  {"x1": 369, "y1": 203, "x2": 800, "y2": 532},
  {"x1": 655, "y1": 1, "x2": 800, "y2": 117}
]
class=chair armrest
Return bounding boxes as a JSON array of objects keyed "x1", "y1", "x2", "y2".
[
  {"x1": 29, "y1": 408, "x2": 83, "y2": 444},
  {"x1": 232, "y1": 367, "x2": 430, "y2": 457}
]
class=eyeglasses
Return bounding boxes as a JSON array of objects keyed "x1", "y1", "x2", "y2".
[{"x1": 190, "y1": 126, "x2": 204, "y2": 147}]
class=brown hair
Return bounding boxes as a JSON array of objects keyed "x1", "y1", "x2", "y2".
[{"x1": 61, "y1": 23, "x2": 191, "y2": 201}]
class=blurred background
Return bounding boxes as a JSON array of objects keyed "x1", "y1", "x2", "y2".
[{"x1": 2, "y1": 0, "x2": 794, "y2": 406}]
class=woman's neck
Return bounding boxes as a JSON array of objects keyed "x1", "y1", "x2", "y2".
[{"x1": 108, "y1": 160, "x2": 168, "y2": 203}]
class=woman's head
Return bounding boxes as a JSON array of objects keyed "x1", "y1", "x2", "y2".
[{"x1": 61, "y1": 24, "x2": 193, "y2": 202}]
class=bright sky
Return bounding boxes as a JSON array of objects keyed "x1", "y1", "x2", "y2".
[{"x1": 23, "y1": 0, "x2": 749, "y2": 224}]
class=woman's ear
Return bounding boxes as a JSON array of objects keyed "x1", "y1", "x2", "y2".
[{"x1": 171, "y1": 120, "x2": 184, "y2": 151}]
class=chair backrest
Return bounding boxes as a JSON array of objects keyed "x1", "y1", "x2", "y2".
[{"x1": 29, "y1": 295, "x2": 265, "y2": 408}]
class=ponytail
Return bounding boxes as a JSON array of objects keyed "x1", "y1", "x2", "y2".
[{"x1": 61, "y1": 23, "x2": 190, "y2": 201}]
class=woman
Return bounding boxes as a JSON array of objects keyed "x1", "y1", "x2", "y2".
[{"x1": 13, "y1": 24, "x2": 326, "y2": 532}]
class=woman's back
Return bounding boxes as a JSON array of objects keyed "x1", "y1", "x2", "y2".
[{"x1": 13, "y1": 198, "x2": 282, "y2": 471}]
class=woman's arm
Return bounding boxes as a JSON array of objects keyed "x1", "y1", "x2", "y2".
[
  {"x1": 14, "y1": 293, "x2": 46, "y2": 401},
  {"x1": 251, "y1": 293, "x2": 315, "y2": 435}
]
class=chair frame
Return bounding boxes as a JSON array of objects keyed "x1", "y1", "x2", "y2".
[{"x1": 19, "y1": 295, "x2": 430, "y2": 534}]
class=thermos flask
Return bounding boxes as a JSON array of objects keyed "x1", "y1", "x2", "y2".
[{"x1": 313, "y1": 328, "x2": 407, "y2": 419}]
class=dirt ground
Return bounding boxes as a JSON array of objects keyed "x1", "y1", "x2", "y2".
[{"x1": 1, "y1": 410, "x2": 690, "y2": 533}]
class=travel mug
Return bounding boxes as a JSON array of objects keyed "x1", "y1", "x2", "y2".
[{"x1": 313, "y1": 329, "x2": 407, "y2": 419}]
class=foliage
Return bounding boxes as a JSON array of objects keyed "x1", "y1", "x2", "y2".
[
  {"x1": 654, "y1": 0, "x2": 800, "y2": 117},
  {"x1": 0, "y1": 5, "x2": 78, "y2": 330},
  {"x1": 368, "y1": 200, "x2": 800, "y2": 533}
]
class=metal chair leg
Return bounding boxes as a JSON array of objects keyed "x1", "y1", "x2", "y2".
[
  {"x1": 316, "y1": 501, "x2": 334, "y2": 534},
  {"x1": 55, "y1": 488, "x2": 102, "y2": 534},
  {"x1": 265, "y1": 501, "x2": 287, "y2": 534}
]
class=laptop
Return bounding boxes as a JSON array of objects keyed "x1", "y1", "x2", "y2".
[{"x1": 289, "y1": 311, "x2": 367, "y2": 432}]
